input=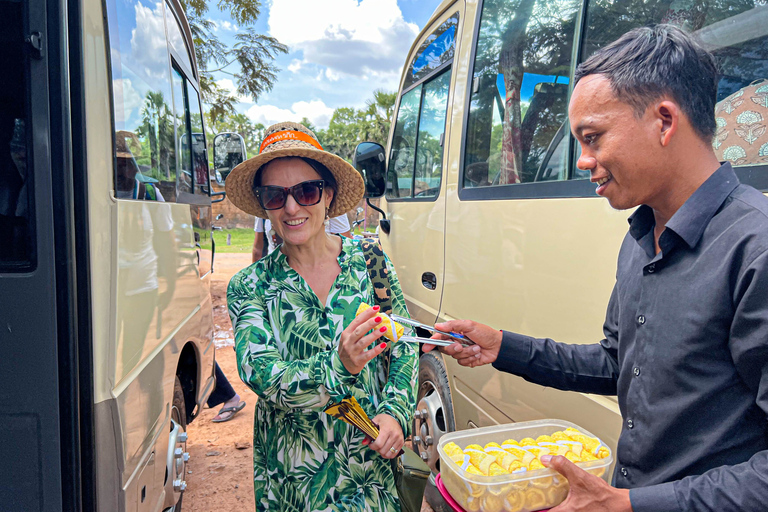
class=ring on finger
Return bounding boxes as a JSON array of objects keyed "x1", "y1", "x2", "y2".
[{"x1": 389, "y1": 446, "x2": 398, "y2": 454}]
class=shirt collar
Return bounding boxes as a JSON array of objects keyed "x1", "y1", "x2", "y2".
[{"x1": 627, "y1": 162, "x2": 740, "y2": 249}]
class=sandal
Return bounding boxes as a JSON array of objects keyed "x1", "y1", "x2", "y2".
[{"x1": 211, "y1": 401, "x2": 246, "y2": 423}]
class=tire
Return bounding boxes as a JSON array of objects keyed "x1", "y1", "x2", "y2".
[
  {"x1": 169, "y1": 376, "x2": 187, "y2": 512},
  {"x1": 413, "y1": 352, "x2": 456, "y2": 512}
]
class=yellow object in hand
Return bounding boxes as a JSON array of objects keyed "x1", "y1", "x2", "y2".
[{"x1": 355, "y1": 303, "x2": 405, "y2": 344}]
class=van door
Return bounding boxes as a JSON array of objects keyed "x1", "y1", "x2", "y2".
[{"x1": 381, "y1": 6, "x2": 462, "y2": 325}]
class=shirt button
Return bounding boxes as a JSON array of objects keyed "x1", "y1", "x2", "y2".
[
  {"x1": 621, "y1": 467, "x2": 628, "y2": 477},
  {"x1": 647, "y1": 264, "x2": 656, "y2": 273},
  {"x1": 633, "y1": 367, "x2": 640, "y2": 377},
  {"x1": 627, "y1": 419, "x2": 634, "y2": 429},
  {"x1": 637, "y1": 315, "x2": 646, "y2": 325}
]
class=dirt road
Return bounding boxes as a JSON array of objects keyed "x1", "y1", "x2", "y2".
[{"x1": 184, "y1": 253, "x2": 434, "y2": 512}]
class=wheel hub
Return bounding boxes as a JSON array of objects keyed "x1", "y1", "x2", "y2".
[{"x1": 413, "y1": 381, "x2": 448, "y2": 474}]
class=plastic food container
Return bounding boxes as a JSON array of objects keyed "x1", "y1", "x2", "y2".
[{"x1": 437, "y1": 419, "x2": 613, "y2": 512}]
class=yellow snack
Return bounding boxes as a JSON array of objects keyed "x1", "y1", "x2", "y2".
[
  {"x1": 551, "y1": 431, "x2": 571, "y2": 442},
  {"x1": 486, "y1": 447, "x2": 517, "y2": 470},
  {"x1": 519, "y1": 437, "x2": 536, "y2": 447},
  {"x1": 451, "y1": 453, "x2": 471, "y2": 469},
  {"x1": 465, "y1": 496, "x2": 482, "y2": 512},
  {"x1": 484, "y1": 442, "x2": 502, "y2": 450},
  {"x1": 482, "y1": 493, "x2": 505, "y2": 512},
  {"x1": 581, "y1": 451, "x2": 598, "y2": 462},
  {"x1": 501, "y1": 439, "x2": 519, "y2": 447},
  {"x1": 503, "y1": 491, "x2": 525, "y2": 512},
  {"x1": 465, "y1": 444, "x2": 484, "y2": 451},
  {"x1": 536, "y1": 435, "x2": 555, "y2": 444},
  {"x1": 465, "y1": 448, "x2": 494, "y2": 469},
  {"x1": 355, "y1": 303, "x2": 404, "y2": 343},
  {"x1": 567, "y1": 432, "x2": 611, "y2": 459},
  {"x1": 507, "y1": 460, "x2": 524, "y2": 473},
  {"x1": 444, "y1": 441, "x2": 464, "y2": 458},
  {"x1": 525, "y1": 488, "x2": 548, "y2": 510},
  {"x1": 538, "y1": 441, "x2": 569, "y2": 456},
  {"x1": 463, "y1": 465, "x2": 486, "y2": 498},
  {"x1": 564, "y1": 451, "x2": 583, "y2": 463},
  {"x1": 502, "y1": 446, "x2": 535, "y2": 466},
  {"x1": 465, "y1": 464, "x2": 484, "y2": 476},
  {"x1": 479, "y1": 457, "x2": 505, "y2": 476},
  {"x1": 521, "y1": 445, "x2": 550, "y2": 459},
  {"x1": 557, "y1": 440, "x2": 583, "y2": 457},
  {"x1": 547, "y1": 480, "x2": 569, "y2": 504},
  {"x1": 528, "y1": 458, "x2": 545, "y2": 470}
]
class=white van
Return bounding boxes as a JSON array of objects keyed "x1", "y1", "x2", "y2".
[
  {"x1": 353, "y1": 0, "x2": 768, "y2": 507},
  {"x1": 0, "y1": 0, "x2": 221, "y2": 510}
]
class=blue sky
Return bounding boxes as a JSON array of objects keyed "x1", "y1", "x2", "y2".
[{"x1": 206, "y1": 0, "x2": 441, "y2": 128}]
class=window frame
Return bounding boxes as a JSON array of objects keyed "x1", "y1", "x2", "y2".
[
  {"x1": 458, "y1": 0, "x2": 591, "y2": 202},
  {"x1": 172, "y1": 62, "x2": 210, "y2": 206},
  {"x1": 386, "y1": 11, "x2": 460, "y2": 204}
]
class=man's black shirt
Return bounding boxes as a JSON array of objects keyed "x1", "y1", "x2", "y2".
[{"x1": 493, "y1": 163, "x2": 768, "y2": 511}]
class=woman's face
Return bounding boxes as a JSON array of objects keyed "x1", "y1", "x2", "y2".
[{"x1": 260, "y1": 157, "x2": 334, "y2": 247}]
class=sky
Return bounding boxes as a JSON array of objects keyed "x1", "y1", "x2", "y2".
[{"x1": 206, "y1": 0, "x2": 442, "y2": 129}]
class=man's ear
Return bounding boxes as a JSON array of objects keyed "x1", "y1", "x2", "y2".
[{"x1": 656, "y1": 100, "x2": 679, "y2": 147}]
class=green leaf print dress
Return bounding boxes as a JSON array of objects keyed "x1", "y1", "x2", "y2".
[{"x1": 227, "y1": 236, "x2": 418, "y2": 512}]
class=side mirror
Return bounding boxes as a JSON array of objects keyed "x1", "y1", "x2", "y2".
[
  {"x1": 353, "y1": 142, "x2": 386, "y2": 198},
  {"x1": 213, "y1": 132, "x2": 248, "y2": 185}
]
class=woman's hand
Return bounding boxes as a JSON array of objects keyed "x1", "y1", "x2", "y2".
[
  {"x1": 366, "y1": 414, "x2": 404, "y2": 459},
  {"x1": 338, "y1": 305, "x2": 389, "y2": 375}
]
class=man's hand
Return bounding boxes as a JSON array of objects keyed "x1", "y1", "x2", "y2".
[
  {"x1": 542, "y1": 455, "x2": 633, "y2": 512},
  {"x1": 365, "y1": 414, "x2": 404, "y2": 460},
  {"x1": 422, "y1": 319, "x2": 503, "y2": 367}
]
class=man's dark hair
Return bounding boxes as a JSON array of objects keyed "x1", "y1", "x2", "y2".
[{"x1": 575, "y1": 24, "x2": 718, "y2": 141}]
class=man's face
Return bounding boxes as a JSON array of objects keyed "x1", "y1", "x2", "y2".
[{"x1": 569, "y1": 75, "x2": 667, "y2": 210}]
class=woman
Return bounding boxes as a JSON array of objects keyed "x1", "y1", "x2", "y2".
[{"x1": 225, "y1": 121, "x2": 418, "y2": 511}]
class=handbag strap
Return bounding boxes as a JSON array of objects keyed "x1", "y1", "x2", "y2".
[{"x1": 361, "y1": 238, "x2": 394, "y2": 377}]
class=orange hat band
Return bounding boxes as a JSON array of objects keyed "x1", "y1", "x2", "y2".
[{"x1": 259, "y1": 129, "x2": 324, "y2": 153}]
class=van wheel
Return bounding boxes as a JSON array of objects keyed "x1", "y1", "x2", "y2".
[
  {"x1": 413, "y1": 351, "x2": 455, "y2": 475},
  {"x1": 168, "y1": 376, "x2": 188, "y2": 511}
]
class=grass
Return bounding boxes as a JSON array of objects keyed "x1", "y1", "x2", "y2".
[{"x1": 213, "y1": 228, "x2": 255, "y2": 253}]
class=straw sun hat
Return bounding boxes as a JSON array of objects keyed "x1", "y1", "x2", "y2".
[{"x1": 226, "y1": 121, "x2": 365, "y2": 219}]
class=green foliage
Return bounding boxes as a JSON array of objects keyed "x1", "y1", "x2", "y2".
[
  {"x1": 211, "y1": 228, "x2": 256, "y2": 253},
  {"x1": 181, "y1": 0, "x2": 287, "y2": 120},
  {"x1": 314, "y1": 88, "x2": 397, "y2": 163}
]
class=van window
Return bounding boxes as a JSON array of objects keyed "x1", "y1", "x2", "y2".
[
  {"x1": 414, "y1": 70, "x2": 451, "y2": 198},
  {"x1": 582, "y1": 1, "x2": 768, "y2": 174},
  {"x1": 388, "y1": 85, "x2": 421, "y2": 198},
  {"x1": 107, "y1": 0, "x2": 177, "y2": 202},
  {"x1": 186, "y1": 82, "x2": 209, "y2": 194},
  {"x1": 0, "y1": 1, "x2": 32, "y2": 268},
  {"x1": 403, "y1": 13, "x2": 459, "y2": 91},
  {"x1": 388, "y1": 69, "x2": 452, "y2": 199},
  {"x1": 164, "y1": 2, "x2": 194, "y2": 75},
  {"x1": 171, "y1": 66, "x2": 192, "y2": 196},
  {"x1": 463, "y1": 0, "x2": 581, "y2": 189}
]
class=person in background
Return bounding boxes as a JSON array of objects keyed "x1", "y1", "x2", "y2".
[
  {"x1": 428, "y1": 25, "x2": 768, "y2": 512},
  {"x1": 206, "y1": 362, "x2": 246, "y2": 422},
  {"x1": 252, "y1": 212, "x2": 351, "y2": 263},
  {"x1": 226, "y1": 121, "x2": 417, "y2": 511}
]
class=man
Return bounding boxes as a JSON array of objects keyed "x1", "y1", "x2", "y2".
[
  {"x1": 251, "y1": 213, "x2": 352, "y2": 263},
  {"x1": 427, "y1": 25, "x2": 768, "y2": 511}
]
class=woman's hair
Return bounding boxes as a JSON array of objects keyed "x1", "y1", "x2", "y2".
[{"x1": 253, "y1": 156, "x2": 338, "y2": 207}]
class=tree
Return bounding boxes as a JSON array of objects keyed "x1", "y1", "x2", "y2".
[{"x1": 181, "y1": 0, "x2": 288, "y2": 125}]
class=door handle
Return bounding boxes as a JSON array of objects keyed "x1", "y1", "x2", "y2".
[{"x1": 422, "y1": 272, "x2": 437, "y2": 290}]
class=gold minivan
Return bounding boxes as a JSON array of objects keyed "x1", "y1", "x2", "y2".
[
  {"x1": 354, "y1": 0, "x2": 768, "y2": 507},
  {"x1": 0, "y1": 0, "x2": 225, "y2": 509}
]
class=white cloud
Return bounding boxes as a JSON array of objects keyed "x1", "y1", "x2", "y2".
[
  {"x1": 288, "y1": 59, "x2": 303, "y2": 73},
  {"x1": 268, "y1": 0, "x2": 419, "y2": 80},
  {"x1": 112, "y1": 78, "x2": 144, "y2": 127},
  {"x1": 245, "y1": 99, "x2": 335, "y2": 128},
  {"x1": 209, "y1": 19, "x2": 238, "y2": 32},
  {"x1": 216, "y1": 78, "x2": 254, "y2": 103},
  {"x1": 131, "y1": 2, "x2": 170, "y2": 81}
]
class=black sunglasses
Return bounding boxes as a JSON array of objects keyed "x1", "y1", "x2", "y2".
[{"x1": 254, "y1": 179, "x2": 325, "y2": 210}]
